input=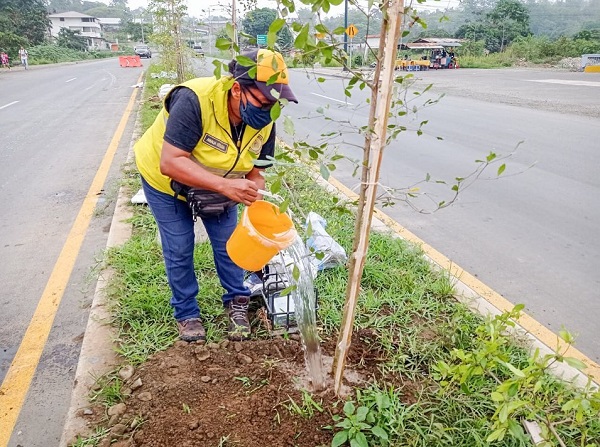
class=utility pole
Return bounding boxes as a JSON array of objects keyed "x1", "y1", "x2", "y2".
[
  {"x1": 343, "y1": 0, "x2": 348, "y2": 71},
  {"x1": 208, "y1": 7, "x2": 212, "y2": 56},
  {"x1": 343, "y1": 0, "x2": 348, "y2": 65},
  {"x1": 232, "y1": 0, "x2": 237, "y2": 54}
]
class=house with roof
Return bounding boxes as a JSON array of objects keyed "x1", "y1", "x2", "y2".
[{"x1": 48, "y1": 11, "x2": 107, "y2": 50}]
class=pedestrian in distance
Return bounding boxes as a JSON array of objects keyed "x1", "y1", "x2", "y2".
[
  {"x1": 1, "y1": 51, "x2": 10, "y2": 70},
  {"x1": 18, "y1": 46, "x2": 28, "y2": 69},
  {"x1": 134, "y1": 49, "x2": 298, "y2": 342}
]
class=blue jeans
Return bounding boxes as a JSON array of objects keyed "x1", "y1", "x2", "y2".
[{"x1": 141, "y1": 177, "x2": 249, "y2": 321}]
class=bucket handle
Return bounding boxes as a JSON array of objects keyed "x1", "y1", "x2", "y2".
[{"x1": 258, "y1": 189, "x2": 285, "y2": 203}]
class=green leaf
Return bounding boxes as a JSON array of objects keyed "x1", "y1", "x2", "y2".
[
  {"x1": 320, "y1": 163, "x2": 330, "y2": 180},
  {"x1": 331, "y1": 430, "x2": 348, "y2": 447},
  {"x1": 558, "y1": 329, "x2": 575, "y2": 344},
  {"x1": 269, "y1": 18, "x2": 286, "y2": 34},
  {"x1": 371, "y1": 425, "x2": 388, "y2": 440},
  {"x1": 501, "y1": 361, "x2": 526, "y2": 378},
  {"x1": 486, "y1": 427, "x2": 506, "y2": 442},
  {"x1": 279, "y1": 199, "x2": 289, "y2": 214},
  {"x1": 224, "y1": 22, "x2": 234, "y2": 39},
  {"x1": 283, "y1": 116, "x2": 295, "y2": 136},
  {"x1": 215, "y1": 37, "x2": 232, "y2": 51},
  {"x1": 294, "y1": 24, "x2": 310, "y2": 49},
  {"x1": 343, "y1": 401, "x2": 355, "y2": 417},
  {"x1": 564, "y1": 357, "x2": 587, "y2": 371},
  {"x1": 236, "y1": 55, "x2": 255, "y2": 67},
  {"x1": 562, "y1": 399, "x2": 578, "y2": 412},
  {"x1": 499, "y1": 403, "x2": 509, "y2": 423},
  {"x1": 292, "y1": 264, "x2": 300, "y2": 281},
  {"x1": 356, "y1": 406, "x2": 369, "y2": 422},
  {"x1": 353, "y1": 432, "x2": 368, "y2": 447},
  {"x1": 270, "y1": 102, "x2": 282, "y2": 121},
  {"x1": 486, "y1": 152, "x2": 497, "y2": 162},
  {"x1": 497, "y1": 163, "x2": 506, "y2": 176},
  {"x1": 491, "y1": 392, "x2": 504, "y2": 402}
]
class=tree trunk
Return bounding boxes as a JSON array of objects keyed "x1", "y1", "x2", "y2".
[{"x1": 332, "y1": 0, "x2": 405, "y2": 396}]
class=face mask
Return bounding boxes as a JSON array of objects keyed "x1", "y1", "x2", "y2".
[{"x1": 239, "y1": 100, "x2": 272, "y2": 130}]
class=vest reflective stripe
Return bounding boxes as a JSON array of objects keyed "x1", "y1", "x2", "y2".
[{"x1": 134, "y1": 76, "x2": 273, "y2": 196}]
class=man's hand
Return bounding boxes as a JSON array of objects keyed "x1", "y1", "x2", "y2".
[{"x1": 224, "y1": 178, "x2": 259, "y2": 206}]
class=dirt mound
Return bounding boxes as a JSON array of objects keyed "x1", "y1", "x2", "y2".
[{"x1": 82, "y1": 334, "x2": 398, "y2": 447}]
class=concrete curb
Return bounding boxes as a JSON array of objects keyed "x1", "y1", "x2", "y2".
[{"x1": 59, "y1": 121, "x2": 141, "y2": 447}]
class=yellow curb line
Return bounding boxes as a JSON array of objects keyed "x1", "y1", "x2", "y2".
[
  {"x1": 0, "y1": 72, "x2": 142, "y2": 447},
  {"x1": 326, "y1": 176, "x2": 600, "y2": 382}
]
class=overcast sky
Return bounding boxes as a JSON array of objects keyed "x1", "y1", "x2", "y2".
[{"x1": 125, "y1": 0, "x2": 461, "y2": 19}]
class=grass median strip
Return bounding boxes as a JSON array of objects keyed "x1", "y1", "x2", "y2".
[{"x1": 76, "y1": 65, "x2": 599, "y2": 447}]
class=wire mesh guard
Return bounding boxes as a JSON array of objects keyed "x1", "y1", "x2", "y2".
[{"x1": 246, "y1": 265, "x2": 318, "y2": 334}]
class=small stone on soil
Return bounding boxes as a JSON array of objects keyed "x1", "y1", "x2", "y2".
[
  {"x1": 237, "y1": 353, "x2": 253, "y2": 364},
  {"x1": 131, "y1": 377, "x2": 143, "y2": 390},
  {"x1": 118, "y1": 365, "x2": 135, "y2": 381},
  {"x1": 188, "y1": 421, "x2": 199, "y2": 430},
  {"x1": 82, "y1": 408, "x2": 93, "y2": 415},
  {"x1": 108, "y1": 403, "x2": 127, "y2": 417},
  {"x1": 234, "y1": 342, "x2": 243, "y2": 352},
  {"x1": 195, "y1": 348, "x2": 211, "y2": 361},
  {"x1": 200, "y1": 375, "x2": 211, "y2": 382},
  {"x1": 110, "y1": 423, "x2": 128, "y2": 438},
  {"x1": 137, "y1": 391, "x2": 152, "y2": 401}
]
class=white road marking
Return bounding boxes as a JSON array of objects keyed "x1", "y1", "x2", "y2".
[
  {"x1": 310, "y1": 92, "x2": 353, "y2": 105},
  {"x1": 65, "y1": 77, "x2": 77, "y2": 83},
  {"x1": 0, "y1": 101, "x2": 19, "y2": 110},
  {"x1": 528, "y1": 79, "x2": 600, "y2": 87}
]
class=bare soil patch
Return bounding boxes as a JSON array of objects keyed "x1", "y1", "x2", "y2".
[{"x1": 81, "y1": 332, "x2": 415, "y2": 447}]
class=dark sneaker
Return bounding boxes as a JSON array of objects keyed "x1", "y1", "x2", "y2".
[
  {"x1": 227, "y1": 296, "x2": 251, "y2": 341},
  {"x1": 177, "y1": 318, "x2": 206, "y2": 342}
]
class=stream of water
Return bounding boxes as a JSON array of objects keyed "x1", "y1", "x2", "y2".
[{"x1": 282, "y1": 237, "x2": 325, "y2": 391}]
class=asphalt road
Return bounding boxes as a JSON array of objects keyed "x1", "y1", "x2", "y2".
[
  {"x1": 0, "y1": 59, "x2": 141, "y2": 447},
  {"x1": 281, "y1": 66, "x2": 600, "y2": 362}
]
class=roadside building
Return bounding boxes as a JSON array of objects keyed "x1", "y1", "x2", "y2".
[{"x1": 48, "y1": 11, "x2": 107, "y2": 50}]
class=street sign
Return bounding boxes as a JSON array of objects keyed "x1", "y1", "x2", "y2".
[
  {"x1": 256, "y1": 34, "x2": 267, "y2": 45},
  {"x1": 346, "y1": 24, "x2": 358, "y2": 38}
]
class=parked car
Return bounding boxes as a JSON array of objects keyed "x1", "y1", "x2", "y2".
[
  {"x1": 134, "y1": 45, "x2": 152, "y2": 58},
  {"x1": 192, "y1": 44, "x2": 204, "y2": 57}
]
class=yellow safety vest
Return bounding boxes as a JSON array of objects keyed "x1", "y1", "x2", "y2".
[{"x1": 134, "y1": 76, "x2": 273, "y2": 196}]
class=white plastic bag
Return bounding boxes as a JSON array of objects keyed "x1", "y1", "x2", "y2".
[
  {"x1": 305, "y1": 212, "x2": 347, "y2": 271},
  {"x1": 158, "y1": 83, "x2": 175, "y2": 100}
]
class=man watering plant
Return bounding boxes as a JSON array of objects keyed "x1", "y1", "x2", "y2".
[{"x1": 134, "y1": 49, "x2": 298, "y2": 342}]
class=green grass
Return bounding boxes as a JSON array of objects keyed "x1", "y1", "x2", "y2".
[{"x1": 456, "y1": 53, "x2": 516, "y2": 69}]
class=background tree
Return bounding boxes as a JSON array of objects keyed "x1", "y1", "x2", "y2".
[
  {"x1": 122, "y1": 19, "x2": 153, "y2": 43},
  {"x1": 486, "y1": 0, "x2": 530, "y2": 51},
  {"x1": 83, "y1": 5, "x2": 129, "y2": 19},
  {"x1": 0, "y1": 0, "x2": 50, "y2": 47},
  {"x1": 47, "y1": 0, "x2": 104, "y2": 14},
  {"x1": 56, "y1": 27, "x2": 87, "y2": 50},
  {"x1": 241, "y1": 7, "x2": 293, "y2": 51},
  {"x1": 149, "y1": 0, "x2": 188, "y2": 83}
]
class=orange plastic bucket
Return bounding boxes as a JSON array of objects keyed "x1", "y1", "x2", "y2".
[{"x1": 226, "y1": 200, "x2": 297, "y2": 271}]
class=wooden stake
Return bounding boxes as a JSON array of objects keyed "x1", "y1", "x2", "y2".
[{"x1": 332, "y1": 0, "x2": 405, "y2": 396}]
